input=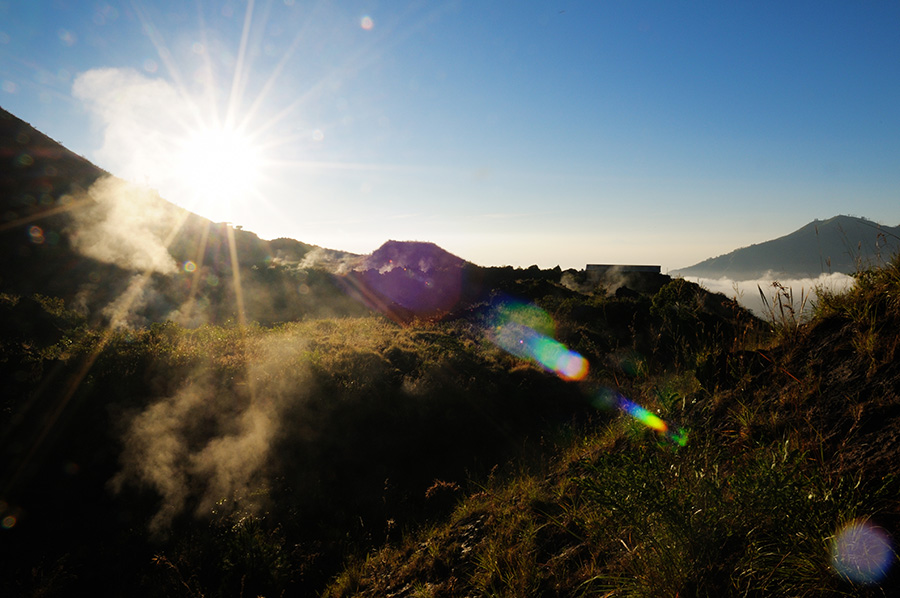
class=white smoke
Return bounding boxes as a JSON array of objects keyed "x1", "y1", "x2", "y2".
[
  {"x1": 298, "y1": 247, "x2": 360, "y2": 274},
  {"x1": 101, "y1": 275, "x2": 152, "y2": 329},
  {"x1": 65, "y1": 176, "x2": 187, "y2": 327},
  {"x1": 559, "y1": 271, "x2": 597, "y2": 294},
  {"x1": 110, "y1": 331, "x2": 313, "y2": 534},
  {"x1": 165, "y1": 297, "x2": 211, "y2": 328},
  {"x1": 70, "y1": 176, "x2": 182, "y2": 274}
]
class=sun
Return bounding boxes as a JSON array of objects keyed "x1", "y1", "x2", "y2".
[{"x1": 173, "y1": 124, "x2": 265, "y2": 224}]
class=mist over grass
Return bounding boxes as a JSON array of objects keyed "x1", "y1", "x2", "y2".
[
  {"x1": 110, "y1": 329, "x2": 316, "y2": 535},
  {"x1": 686, "y1": 272, "x2": 856, "y2": 319}
]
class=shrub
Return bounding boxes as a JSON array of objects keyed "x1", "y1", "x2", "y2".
[{"x1": 571, "y1": 438, "x2": 894, "y2": 596}]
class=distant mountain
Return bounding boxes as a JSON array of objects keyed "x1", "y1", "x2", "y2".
[
  {"x1": 362, "y1": 240, "x2": 467, "y2": 272},
  {"x1": 675, "y1": 215, "x2": 900, "y2": 280},
  {"x1": 328, "y1": 241, "x2": 468, "y2": 322}
]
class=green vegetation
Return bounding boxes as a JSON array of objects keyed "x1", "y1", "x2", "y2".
[
  {"x1": 2, "y1": 258, "x2": 900, "y2": 597},
  {"x1": 321, "y1": 262, "x2": 900, "y2": 597}
]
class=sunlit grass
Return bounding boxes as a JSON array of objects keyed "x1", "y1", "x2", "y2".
[
  {"x1": 318, "y1": 257, "x2": 900, "y2": 598},
  {"x1": 5, "y1": 255, "x2": 900, "y2": 597}
]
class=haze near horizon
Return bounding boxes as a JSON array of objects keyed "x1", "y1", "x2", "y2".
[{"x1": 2, "y1": 1, "x2": 899, "y2": 270}]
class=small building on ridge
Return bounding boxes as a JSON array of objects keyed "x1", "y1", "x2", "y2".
[{"x1": 585, "y1": 264, "x2": 661, "y2": 275}]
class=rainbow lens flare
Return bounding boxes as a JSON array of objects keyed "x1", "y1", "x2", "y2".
[
  {"x1": 489, "y1": 300, "x2": 588, "y2": 381},
  {"x1": 830, "y1": 519, "x2": 895, "y2": 584},
  {"x1": 619, "y1": 397, "x2": 668, "y2": 433},
  {"x1": 488, "y1": 299, "x2": 684, "y2": 445},
  {"x1": 591, "y1": 388, "x2": 687, "y2": 446}
]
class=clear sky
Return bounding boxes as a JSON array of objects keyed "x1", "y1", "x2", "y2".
[{"x1": 1, "y1": 1, "x2": 899, "y2": 271}]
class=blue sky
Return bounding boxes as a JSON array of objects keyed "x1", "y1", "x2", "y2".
[{"x1": 1, "y1": 1, "x2": 899, "y2": 270}]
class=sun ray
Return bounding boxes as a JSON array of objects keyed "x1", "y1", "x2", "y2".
[
  {"x1": 129, "y1": 2, "x2": 196, "y2": 121},
  {"x1": 264, "y1": 158, "x2": 417, "y2": 173},
  {"x1": 225, "y1": 0, "x2": 256, "y2": 130},
  {"x1": 0, "y1": 196, "x2": 94, "y2": 232},
  {"x1": 225, "y1": 223, "x2": 248, "y2": 329},
  {"x1": 224, "y1": 222, "x2": 259, "y2": 411},
  {"x1": 247, "y1": 4, "x2": 445, "y2": 144},
  {"x1": 251, "y1": 73, "x2": 340, "y2": 141},
  {"x1": 0, "y1": 203, "x2": 195, "y2": 499},
  {"x1": 238, "y1": 8, "x2": 318, "y2": 131},
  {"x1": 194, "y1": 0, "x2": 221, "y2": 126},
  {"x1": 181, "y1": 217, "x2": 212, "y2": 318}
]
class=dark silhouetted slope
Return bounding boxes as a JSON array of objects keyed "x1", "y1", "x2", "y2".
[{"x1": 0, "y1": 107, "x2": 368, "y2": 324}]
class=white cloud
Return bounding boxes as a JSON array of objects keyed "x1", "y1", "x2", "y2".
[
  {"x1": 686, "y1": 272, "x2": 856, "y2": 319},
  {"x1": 73, "y1": 68, "x2": 189, "y2": 188}
]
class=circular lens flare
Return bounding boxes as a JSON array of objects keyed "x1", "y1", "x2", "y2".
[{"x1": 830, "y1": 519, "x2": 895, "y2": 584}]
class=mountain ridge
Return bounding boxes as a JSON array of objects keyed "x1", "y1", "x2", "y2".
[
  {"x1": 675, "y1": 215, "x2": 900, "y2": 280},
  {"x1": 2, "y1": 106, "x2": 597, "y2": 325}
]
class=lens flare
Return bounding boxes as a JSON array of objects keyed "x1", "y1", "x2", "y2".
[
  {"x1": 489, "y1": 300, "x2": 588, "y2": 381},
  {"x1": 487, "y1": 300, "x2": 684, "y2": 444},
  {"x1": 591, "y1": 388, "x2": 687, "y2": 446},
  {"x1": 830, "y1": 519, "x2": 895, "y2": 584},
  {"x1": 28, "y1": 225, "x2": 45, "y2": 244},
  {"x1": 498, "y1": 324, "x2": 588, "y2": 381},
  {"x1": 619, "y1": 397, "x2": 668, "y2": 433}
]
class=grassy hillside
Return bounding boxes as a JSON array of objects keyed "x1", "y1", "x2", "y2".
[
  {"x1": 3, "y1": 253, "x2": 899, "y2": 597},
  {"x1": 6, "y1": 105, "x2": 898, "y2": 597},
  {"x1": 1, "y1": 264, "x2": 761, "y2": 597},
  {"x1": 324, "y1": 256, "x2": 900, "y2": 597}
]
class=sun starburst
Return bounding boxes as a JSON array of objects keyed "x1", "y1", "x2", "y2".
[{"x1": 174, "y1": 123, "x2": 265, "y2": 223}]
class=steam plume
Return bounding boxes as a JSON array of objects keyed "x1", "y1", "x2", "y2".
[
  {"x1": 70, "y1": 176, "x2": 181, "y2": 275},
  {"x1": 111, "y1": 331, "x2": 313, "y2": 534}
]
